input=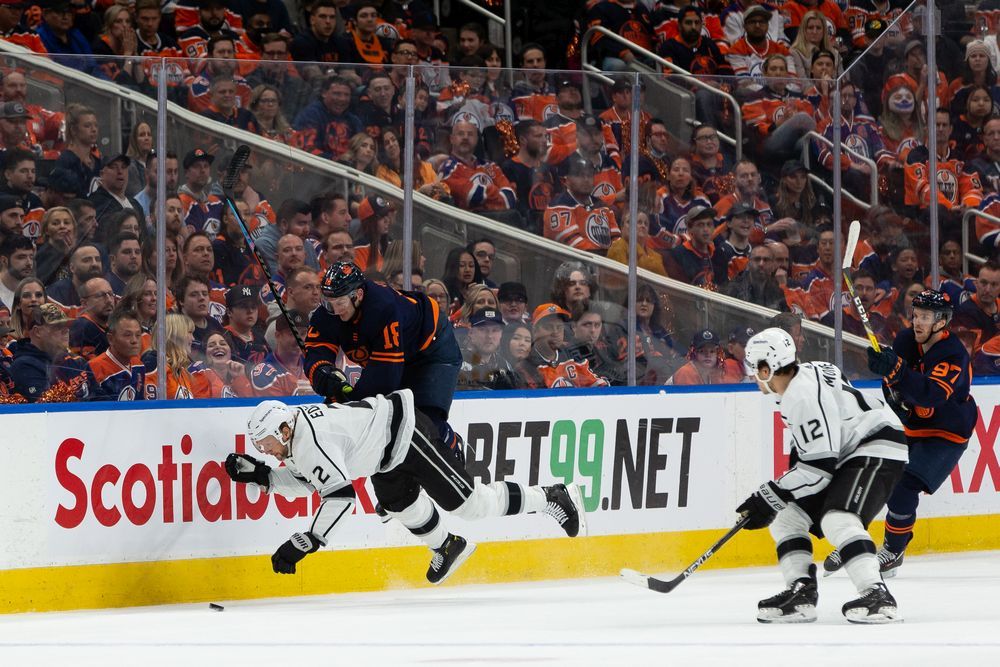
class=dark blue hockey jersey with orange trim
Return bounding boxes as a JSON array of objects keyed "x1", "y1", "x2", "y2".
[
  {"x1": 88, "y1": 350, "x2": 145, "y2": 401},
  {"x1": 304, "y1": 280, "x2": 455, "y2": 399},
  {"x1": 885, "y1": 328, "x2": 977, "y2": 444},
  {"x1": 69, "y1": 314, "x2": 108, "y2": 361}
]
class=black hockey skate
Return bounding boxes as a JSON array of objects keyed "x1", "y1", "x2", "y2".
[
  {"x1": 876, "y1": 546, "x2": 905, "y2": 578},
  {"x1": 427, "y1": 534, "x2": 476, "y2": 585},
  {"x1": 822, "y1": 549, "x2": 843, "y2": 576},
  {"x1": 842, "y1": 582, "x2": 901, "y2": 624},
  {"x1": 757, "y1": 564, "x2": 818, "y2": 623},
  {"x1": 542, "y1": 483, "x2": 588, "y2": 537}
]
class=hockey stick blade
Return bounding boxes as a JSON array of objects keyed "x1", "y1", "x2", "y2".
[
  {"x1": 619, "y1": 516, "x2": 750, "y2": 594},
  {"x1": 222, "y1": 145, "x2": 251, "y2": 193}
]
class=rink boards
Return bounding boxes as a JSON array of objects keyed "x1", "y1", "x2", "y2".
[{"x1": 1, "y1": 381, "x2": 999, "y2": 613}]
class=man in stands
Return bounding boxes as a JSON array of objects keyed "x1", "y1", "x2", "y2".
[
  {"x1": 177, "y1": 274, "x2": 226, "y2": 353},
  {"x1": 665, "y1": 204, "x2": 716, "y2": 288},
  {"x1": 527, "y1": 303, "x2": 608, "y2": 388},
  {"x1": 47, "y1": 244, "x2": 103, "y2": 317},
  {"x1": 70, "y1": 276, "x2": 115, "y2": 360},
  {"x1": 0, "y1": 101, "x2": 31, "y2": 155},
  {"x1": 105, "y1": 232, "x2": 142, "y2": 296},
  {"x1": 251, "y1": 310, "x2": 308, "y2": 397},
  {"x1": 2, "y1": 72, "x2": 62, "y2": 157},
  {"x1": 201, "y1": 76, "x2": 259, "y2": 131},
  {"x1": 501, "y1": 120, "x2": 555, "y2": 232},
  {"x1": 456, "y1": 23, "x2": 485, "y2": 60},
  {"x1": 714, "y1": 159, "x2": 774, "y2": 234},
  {"x1": 281, "y1": 267, "x2": 322, "y2": 319},
  {"x1": 544, "y1": 81, "x2": 586, "y2": 166},
  {"x1": 722, "y1": 243, "x2": 789, "y2": 312},
  {"x1": 439, "y1": 120, "x2": 519, "y2": 221},
  {"x1": 585, "y1": 0, "x2": 654, "y2": 71},
  {"x1": 178, "y1": 148, "x2": 225, "y2": 235},
  {"x1": 408, "y1": 13, "x2": 449, "y2": 94},
  {"x1": 728, "y1": 5, "x2": 795, "y2": 96},
  {"x1": 458, "y1": 307, "x2": 515, "y2": 390},
  {"x1": 10, "y1": 304, "x2": 92, "y2": 402},
  {"x1": 247, "y1": 33, "x2": 313, "y2": 118},
  {"x1": 178, "y1": 0, "x2": 248, "y2": 63},
  {"x1": 37, "y1": 1, "x2": 103, "y2": 78},
  {"x1": 1, "y1": 148, "x2": 44, "y2": 240},
  {"x1": 255, "y1": 198, "x2": 321, "y2": 271},
  {"x1": 498, "y1": 282, "x2": 530, "y2": 325},
  {"x1": 510, "y1": 44, "x2": 557, "y2": 123},
  {"x1": 712, "y1": 203, "x2": 755, "y2": 286},
  {"x1": 294, "y1": 75, "x2": 364, "y2": 160},
  {"x1": 543, "y1": 155, "x2": 620, "y2": 255},
  {"x1": 0, "y1": 235, "x2": 33, "y2": 310},
  {"x1": 0, "y1": 195, "x2": 23, "y2": 247},
  {"x1": 134, "y1": 152, "x2": 180, "y2": 219},
  {"x1": 0, "y1": 2, "x2": 47, "y2": 53},
  {"x1": 659, "y1": 5, "x2": 731, "y2": 129},
  {"x1": 186, "y1": 35, "x2": 253, "y2": 114},
  {"x1": 323, "y1": 230, "x2": 354, "y2": 268},
  {"x1": 134, "y1": 0, "x2": 189, "y2": 98},
  {"x1": 88, "y1": 309, "x2": 145, "y2": 401},
  {"x1": 357, "y1": 75, "x2": 397, "y2": 139},
  {"x1": 599, "y1": 78, "x2": 652, "y2": 161},
  {"x1": 338, "y1": 1, "x2": 391, "y2": 82},
  {"x1": 290, "y1": 0, "x2": 342, "y2": 83},
  {"x1": 955, "y1": 261, "x2": 1000, "y2": 351},
  {"x1": 88, "y1": 154, "x2": 145, "y2": 231},
  {"x1": 224, "y1": 284, "x2": 268, "y2": 366}
]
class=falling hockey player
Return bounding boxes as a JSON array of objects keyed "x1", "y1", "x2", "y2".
[
  {"x1": 736, "y1": 328, "x2": 908, "y2": 624},
  {"x1": 225, "y1": 389, "x2": 587, "y2": 583}
]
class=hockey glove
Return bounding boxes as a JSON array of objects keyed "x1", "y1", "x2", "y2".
[
  {"x1": 736, "y1": 482, "x2": 793, "y2": 530},
  {"x1": 866, "y1": 347, "x2": 904, "y2": 384},
  {"x1": 311, "y1": 364, "x2": 353, "y2": 402},
  {"x1": 225, "y1": 453, "x2": 271, "y2": 489},
  {"x1": 271, "y1": 532, "x2": 321, "y2": 574}
]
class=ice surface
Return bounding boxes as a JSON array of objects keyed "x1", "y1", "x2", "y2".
[{"x1": 1, "y1": 551, "x2": 998, "y2": 666}]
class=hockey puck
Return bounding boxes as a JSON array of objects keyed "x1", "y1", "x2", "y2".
[{"x1": 209, "y1": 603, "x2": 225, "y2": 612}]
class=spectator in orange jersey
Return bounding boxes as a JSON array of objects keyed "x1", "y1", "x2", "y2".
[
  {"x1": 0, "y1": 1, "x2": 47, "y2": 53},
  {"x1": 668, "y1": 328, "x2": 743, "y2": 385},
  {"x1": 510, "y1": 43, "x2": 557, "y2": 123},
  {"x1": 88, "y1": 309, "x2": 145, "y2": 401},
  {"x1": 599, "y1": 78, "x2": 652, "y2": 161},
  {"x1": 204, "y1": 331, "x2": 252, "y2": 396},
  {"x1": 543, "y1": 80, "x2": 586, "y2": 167},
  {"x1": 714, "y1": 159, "x2": 774, "y2": 240},
  {"x1": 740, "y1": 54, "x2": 815, "y2": 159},
  {"x1": 438, "y1": 121, "x2": 520, "y2": 224},
  {"x1": 524, "y1": 302, "x2": 608, "y2": 389},
  {"x1": 727, "y1": 5, "x2": 795, "y2": 93},
  {"x1": 144, "y1": 312, "x2": 229, "y2": 399},
  {"x1": 251, "y1": 309, "x2": 311, "y2": 397},
  {"x1": 69, "y1": 276, "x2": 115, "y2": 361},
  {"x1": 352, "y1": 195, "x2": 394, "y2": 273},
  {"x1": 543, "y1": 155, "x2": 621, "y2": 255},
  {"x1": 877, "y1": 77, "x2": 924, "y2": 202}
]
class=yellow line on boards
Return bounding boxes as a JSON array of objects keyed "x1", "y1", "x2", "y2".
[{"x1": 3, "y1": 513, "x2": 998, "y2": 614}]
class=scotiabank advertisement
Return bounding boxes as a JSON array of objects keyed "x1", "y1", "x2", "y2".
[{"x1": 1, "y1": 384, "x2": 997, "y2": 572}]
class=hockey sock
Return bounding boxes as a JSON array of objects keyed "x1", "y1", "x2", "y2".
[
  {"x1": 389, "y1": 495, "x2": 448, "y2": 550},
  {"x1": 776, "y1": 535, "x2": 813, "y2": 585},
  {"x1": 884, "y1": 473, "x2": 922, "y2": 553},
  {"x1": 822, "y1": 511, "x2": 880, "y2": 591}
]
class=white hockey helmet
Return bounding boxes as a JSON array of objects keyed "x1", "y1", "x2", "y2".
[
  {"x1": 743, "y1": 327, "x2": 797, "y2": 381},
  {"x1": 247, "y1": 400, "x2": 295, "y2": 449}
]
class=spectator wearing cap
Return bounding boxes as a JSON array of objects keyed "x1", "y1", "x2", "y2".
[
  {"x1": 562, "y1": 116, "x2": 624, "y2": 207},
  {"x1": 37, "y1": 1, "x2": 105, "y2": 78},
  {"x1": 608, "y1": 209, "x2": 667, "y2": 276},
  {"x1": 721, "y1": 1, "x2": 786, "y2": 47},
  {"x1": 721, "y1": 243, "x2": 790, "y2": 311},
  {"x1": 723, "y1": 325, "x2": 755, "y2": 382},
  {"x1": 406, "y1": 12, "x2": 450, "y2": 94},
  {"x1": 668, "y1": 328, "x2": 742, "y2": 385},
  {"x1": 0, "y1": 194, "x2": 24, "y2": 247},
  {"x1": 0, "y1": 101, "x2": 31, "y2": 154},
  {"x1": 438, "y1": 121, "x2": 520, "y2": 221},
  {"x1": 509, "y1": 44, "x2": 556, "y2": 122},
  {"x1": 543, "y1": 81, "x2": 585, "y2": 166},
  {"x1": 712, "y1": 203, "x2": 756, "y2": 286},
  {"x1": 252, "y1": 308, "x2": 310, "y2": 397},
  {"x1": 88, "y1": 153, "x2": 146, "y2": 235},
  {"x1": 584, "y1": 0, "x2": 654, "y2": 71},
  {"x1": 177, "y1": 148, "x2": 226, "y2": 235},
  {"x1": 665, "y1": 204, "x2": 716, "y2": 288},
  {"x1": 526, "y1": 302, "x2": 608, "y2": 388},
  {"x1": 654, "y1": 155, "x2": 712, "y2": 248},
  {"x1": 0, "y1": 235, "x2": 33, "y2": 311},
  {"x1": 3, "y1": 71, "x2": 62, "y2": 163},
  {"x1": 544, "y1": 155, "x2": 621, "y2": 255},
  {"x1": 40, "y1": 168, "x2": 82, "y2": 211},
  {"x1": 726, "y1": 5, "x2": 795, "y2": 95},
  {"x1": 501, "y1": 120, "x2": 556, "y2": 231},
  {"x1": 352, "y1": 195, "x2": 394, "y2": 272},
  {"x1": 10, "y1": 303, "x2": 93, "y2": 402},
  {"x1": 458, "y1": 307, "x2": 516, "y2": 390},
  {"x1": 46, "y1": 244, "x2": 103, "y2": 316},
  {"x1": 88, "y1": 309, "x2": 146, "y2": 401},
  {"x1": 952, "y1": 40, "x2": 999, "y2": 118},
  {"x1": 293, "y1": 75, "x2": 364, "y2": 161},
  {"x1": 70, "y1": 276, "x2": 115, "y2": 360},
  {"x1": 599, "y1": 78, "x2": 653, "y2": 162},
  {"x1": 0, "y1": 3, "x2": 48, "y2": 55},
  {"x1": 741, "y1": 54, "x2": 814, "y2": 157},
  {"x1": 1, "y1": 148, "x2": 44, "y2": 241},
  {"x1": 223, "y1": 283, "x2": 268, "y2": 366},
  {"x1": 289, "y1": 0, "x2": 342, "y2": 83},
  {"x1": 497, "y1": 281, "x2": 529, "y2": 325},
  {"x1": 896, "y1": 39, "x2": 952, "y2": 111},
  {"x1": 714, "y1": 159, "x2": 774, "y2": 242}
]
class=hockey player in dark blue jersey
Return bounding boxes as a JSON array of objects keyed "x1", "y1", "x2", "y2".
[
  {"x1": 825, "y1": 289, "x2": 977, "y2": 578},
  {"x1": 304, "y1": 261, "x2": 463, "y2": 449}
]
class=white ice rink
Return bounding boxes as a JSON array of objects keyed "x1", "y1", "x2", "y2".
[{"x1": 1, "y1": 551, "x2": 998, "y2": 666}]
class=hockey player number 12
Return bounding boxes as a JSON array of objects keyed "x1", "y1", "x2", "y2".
[{"x1": 798, "y1": 419, "x2": 823, "y2": 445}]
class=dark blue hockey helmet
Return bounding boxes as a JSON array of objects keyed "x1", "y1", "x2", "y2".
[
  {"x1": 321, "y1": 261, "x2": 366, "y2": 298},
  {"x1": 911, "y1": 289, "x2": 952, "y2": 316}
]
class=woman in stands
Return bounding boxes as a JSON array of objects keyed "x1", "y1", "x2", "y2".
[
  {"x1": 9, "y1": 277, "x2": 46, "y2": 341},
  {"x1": 423, "y1": 279, "x2": 452, "y2": 315},
  {"x1": 948, "y1": 40, "x2": 1000, "y2": 117},
  {"x1": 441, "y1": 247, "x2": 482, "y2": 310},
  {"x1": 885, "y1": 280, "x2": 924, "y2": 341},
  {"x1": 34, "y1": 207, "x2": 77, "y2": 285},
  {"x1": 100, "y1": 208, "x2": 144, "y2": 248},
  {"x1": 633, "y1": 283, "x2": 681, "y2": 384},
  {"x1": 203, "y1": 332, "x2": 252, "y2": 396},
  {"x1": 952, "y1": 85, "x2": 993, "y2": 160},
  {"x1": 144, "y1": 312, "x2": 228, "y2": 400},
  {"x1": 125, "y1": 121, "x2": 153, "y2": 196},
  {"x1": 789, "y1": 10, "x2": 840, "y2": 82},
  {"x1": 56, "y1": 104, "x2": 103, "y2": 194},
  {"x1": 478, "y1": 43, "x2": 511, "y2": 103},
  {"x1": 655, "y1": 156, "x2": 711, "y2": 245},
  {"x1": 607, "y1": 209, "x2": 667, "y2": 276},
  {"x1": 339, "y1": 133, "x2": 380, "y2": 211},
  {"x1": 92, "y1": 5, "x2": 142, "y2": 89},
  {"x1": 375, "y1": 127, "x2": 451, "y2": 201},
  {"x1": 249, "y1": 84, "x2": 296, "y2": 145},
  {"x1": 117, "y1": 275, "x2": 158, "y2": 351},
  {"x1": 140, "y1": 232, "x2": 183, "y2": 300},
  {"x1": 453, "y1": 283, "x2": 498, "y2": 326},
  {"x1": 500, "y1": 321, "x2": 534, "y2": 388},
  {"x1": 770, "y1": 160, "x2": 821, "y2": 233},
  {"x1": 877, "y1": 77, "x2": 923, "y2": 206}
]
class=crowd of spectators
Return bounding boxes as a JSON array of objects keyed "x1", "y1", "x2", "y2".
[{"x1": 5, "y1": 0, "x2": 1000, "y2": 400}]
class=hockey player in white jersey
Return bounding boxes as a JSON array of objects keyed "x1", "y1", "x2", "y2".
[
  {"x1": 225, "y1": 389, "x2": 587, "y2": 584},
  {"x1": 736, "y1": 328, "x2": 908, "y2": 624}
]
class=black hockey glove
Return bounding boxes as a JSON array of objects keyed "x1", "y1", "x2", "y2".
[
  {"x1": 736, "y1": 482, "x2": 793, "y2": 530},
  {"x1": 311, "y1": 364, "x2": 353, "y2": 402},
  {"x1": 271, "y1": 532, "x2": 321, "y2": 574},
  {"x1": 225, "y1": 453, "x2": 271, "y2": 489},
  {"x1": 866, "y1": 347, "x2": 904, "y2": 384}
]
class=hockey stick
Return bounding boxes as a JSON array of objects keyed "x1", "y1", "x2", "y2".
[
  {"x1": 221, "y1": 145, "x2": 308, "y2": 356},
  {"x1": 620, "y1": 515, "x2": 750, "y2": 594},
  {"x1": 841, "y1": 219, "x2": 881, "y2": 352}
]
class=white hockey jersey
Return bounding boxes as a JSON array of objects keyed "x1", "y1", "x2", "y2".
[
  {"x1": 266, "y1": 389, "x2": 416, "y2": 544},
  {"x1": 774, "y1": 362, "x2": 907, "y2": 500}
]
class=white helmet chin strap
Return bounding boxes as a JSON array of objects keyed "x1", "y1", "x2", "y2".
[{"x1": 753, "y1": 364, "x2": 777, "y2": 394}]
